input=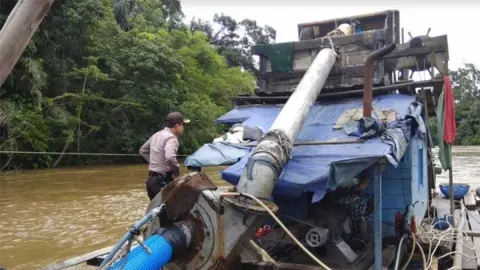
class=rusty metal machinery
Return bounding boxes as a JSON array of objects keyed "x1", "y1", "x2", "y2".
[
  {"x1": 140, "y1": 44, "x2": 338, "y2": 270},
  {"x1": 119, "y1": 13, "x2": 450, "y2": 270}
]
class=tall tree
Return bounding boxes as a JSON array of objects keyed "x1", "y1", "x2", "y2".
[
  {"x1": 451, "y1": 63, "x2": 480, "y2": 103},
  {"x1": 0, "y1": 0, "x2": 255, "y2": 170},
  {"x1": 113, "y1": 0, "x2": 184, "y2": 31},
  {"x1": 429, "y1": 62, "x2": 480, "y2": 145},
  {"x1": 190, "y1": 14, "x2": 276, "y2": 74}
]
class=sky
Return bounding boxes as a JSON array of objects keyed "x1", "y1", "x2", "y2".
[{"x1": 180, "y1": 0, "x2": 480, "y2": 70}]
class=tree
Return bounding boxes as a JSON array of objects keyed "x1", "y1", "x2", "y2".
[
  {"x1": 429, "y1": 62, "x2": 480, "y2": 146},
  {"x1": 451, "y1": 63, "x2": 480, "y2": 103},
  {"x1": 445, "y1": 62, "x2": 480, "y2": 145},
  {"x1": 0, "y1": 0, "x2": 255, "y2": 169},
  {"x1": 113, "y1": 0, "x2": 184, "y2": 31},
  {"x1": 190, "y1": 14, "x2": 276, "y2": 74}
]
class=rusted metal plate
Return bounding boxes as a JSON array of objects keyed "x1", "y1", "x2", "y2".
[
  {"x1": 160, "y1": 172, "x2": 218, "y2": 221},
  {"x1": 237, "y1": 79, "x2": 444, "y2": 114}
]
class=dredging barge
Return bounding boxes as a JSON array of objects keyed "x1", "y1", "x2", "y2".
[{"x1": 23, "y1": 8, "x2": 473, "y2": 270}]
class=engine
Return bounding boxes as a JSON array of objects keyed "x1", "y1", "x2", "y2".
[{"x1": 253, "y1": 195, "x2": 374, "y2": 269}]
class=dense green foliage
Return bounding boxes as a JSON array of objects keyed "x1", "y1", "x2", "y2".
[
  {"x1": 3, "y1": 0, "x2": 476, "y2": 170},
  {"x1": 429, "y1": 62, "x2": 480, "y2": 146},
  {"x1": 0, "y1": 0, "x2": 275, "y2": 169}
]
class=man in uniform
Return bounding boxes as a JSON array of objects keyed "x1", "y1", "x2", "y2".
[{"x1": 139, "y1": 112, "x2": 190, "y2": 200}]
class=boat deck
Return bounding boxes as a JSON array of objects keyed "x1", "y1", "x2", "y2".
[
  {"x1": 431, "y1": 190, "x2": 480, "y2": 270},
  {"x1": 45, "y1": 190, "x2": 480, "y2": 270}
]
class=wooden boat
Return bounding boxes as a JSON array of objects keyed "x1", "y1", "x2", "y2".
[{"x1": 44, "y1": 9, "x2": 473, "y2": 270}]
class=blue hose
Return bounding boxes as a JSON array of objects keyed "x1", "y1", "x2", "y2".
[
  {"x1": 109, "y1": 235, "x2": 173, "y2": 270},
  {"x1": 98, "y1": 205, "x2": 165, "y2": 269}
]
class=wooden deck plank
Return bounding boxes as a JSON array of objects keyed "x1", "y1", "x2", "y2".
[
  {"x1": 462, "y1": 210, "x2": 478, "y2": 270},
  {"x1": 43, "y1": 242, "x2": 139, "y2": 270},
  {"x1": 472, "y1": 237, "x2": 480, "y2": 268},
  {"x1": 465, "y1": 191, "x2": 477, "y2": 210},
  {"x1": 43, "y1": 245, "x2": 114, "y2": 270},
  {"x1": 467, "y1": 210, "x2": 480, "y2": 268},
  {"x1": 467, "y1": 210, "x2": 480, "y2": 231}
]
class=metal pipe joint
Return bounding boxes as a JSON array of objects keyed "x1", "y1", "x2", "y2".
[{"x1": 237, "y1": 130, "x2": 291, "y2": 199}]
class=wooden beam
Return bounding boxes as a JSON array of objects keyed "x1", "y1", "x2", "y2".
[
  {"x1": 383, "y1": 35, "x2": 449, "y2": 60},
  {"x1": 237, "y1": 79, "x2": 444, "y2": 105},
  {"x1": 467, "y1": 210, "x2": 480, "y2": 268},
  {"x1": 465, "y1": 191, "x2": 477, "y2": 211},
  {"x1": 258, "y1": 66, "x2": 365, "y2": 80},
  {"x1": 0, "y1": 0, "x2": 54, "y2": 88},
  {"x1": 294, "y1": 139, "x2": 364, "y2": 146},
  {"x1": 463, "y1": 210, "x2": 478, "y2": 270},
  {"x1": 43, "y1": 244, "x2": 116, "y2": 270}
]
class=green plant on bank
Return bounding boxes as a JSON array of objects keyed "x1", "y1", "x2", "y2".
[
  {"x1": 6, "y1": 0, "x2": 477, "y2": 170},
  {"x1": 428, "y1": 63, "x2": 480, "y2": 146},
  {"x1": 0, "y1": 0, "x2": 277, "y2": 169}
]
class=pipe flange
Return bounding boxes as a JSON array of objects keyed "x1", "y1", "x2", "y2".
[
  {"x1": 172, "y1": 214, "x2": 205, "y2": 264},
  {"x1": 306, "y1": 227, "x2": 329, "y2": 248}
]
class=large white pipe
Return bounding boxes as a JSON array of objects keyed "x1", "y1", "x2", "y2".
[
  {"x1": 269, "y1": 48, "x2": 337, "y2": 142},
  {"x1": 236, "y1": 48, "x2": 337, "y2": 198}
]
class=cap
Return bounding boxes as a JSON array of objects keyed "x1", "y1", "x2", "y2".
[{"x1": 165, "y1": 112, "x2": 190, "y2": 126}]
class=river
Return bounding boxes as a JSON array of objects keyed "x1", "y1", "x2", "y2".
[{"x1": 0, "y1": 146, "x2": 479, "y2": 269}]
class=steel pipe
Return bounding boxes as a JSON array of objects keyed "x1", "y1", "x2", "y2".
[
  {"x1": 236, "y1": 48, "x2": 337, "y2": 199},
  {"x1": 363, "y1": 44, "x2": 396, "y2": 118}
]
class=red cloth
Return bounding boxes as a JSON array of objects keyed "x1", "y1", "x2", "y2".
[{"x1": 443, "y1": 76, "x2": 457, "y2": 144}]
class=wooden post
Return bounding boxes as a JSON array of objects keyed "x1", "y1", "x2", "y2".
[
  {"x1": 449, "y1": 168, "x2": 454, "y2": 215},
  {"x1": 0, "y1": 0, "x2": 54, "y2": 88},
  {"x1": 374, "y1": 164, "x2": 383, "y2": 270}
]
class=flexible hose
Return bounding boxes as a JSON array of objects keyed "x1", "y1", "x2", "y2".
[
  {"x1": 117, "y1": 238, "x2": 133, "y2": 270},
  {"x1": 400, "y1": 232, "x2": 416, "y2": 270},
  {"x1": 415, "y1": 240, "x2": 427, "y2": 270},
  {"x1": 221, "y1": 192, "x2": 332, "y2": 270},
  {"x1": 109, "y1": 235, "x2": 173, "y2": 270},
  {"x1": 98, "y1": 205, "x2": 165, "y2": 269},
  {"x1": 393, "y1": 235, "x2": 407, "y2": 270}
]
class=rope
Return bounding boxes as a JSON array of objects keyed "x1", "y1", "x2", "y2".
[
  {"x1": 326, "y1": 36, "x2": 338, "y2": 58},
  {"x1": 400, "y1": 232, "x2": 416, "y2": 270},
  {"x1": 221, "y1": 192, "x2": 332, "y2": 270},
  {"x1": 0, "y1": 150, "x2": 188, "y2": 157},
  {"x1": 264, "y1": 129, "x2": 292, "y2": 159},
  {"x1": 415, "y1": 203, "x2": 478, "y2": 269}
]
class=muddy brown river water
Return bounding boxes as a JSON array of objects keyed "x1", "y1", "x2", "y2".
[{"x1": 0, "y1": 146, "x2": 479, "y2": 269}]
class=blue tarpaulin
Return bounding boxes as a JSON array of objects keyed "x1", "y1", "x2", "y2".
[
  {"x1": 184, "y1": 142, "x2": 253, "y2": 167},
  {"x1": 185, "y1": 94, "x2": 423, "y2": 202}
]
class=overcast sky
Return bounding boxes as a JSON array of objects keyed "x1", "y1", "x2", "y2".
[{"x1": 181, "y1": 1, "x2": 479, "y2": 70}]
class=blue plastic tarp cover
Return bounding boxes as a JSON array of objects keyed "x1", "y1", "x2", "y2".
[
  {"x1": 184, "y1": 142, "x2": 252, "y2": 167},
  {"x1": 214, "y1": 94, "x2": 419, "y2": 201}
]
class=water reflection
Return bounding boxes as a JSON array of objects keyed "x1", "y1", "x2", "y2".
[{"x1": 0, "y1": 164, "x2": 226, "y2": 270}]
